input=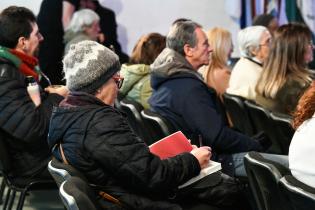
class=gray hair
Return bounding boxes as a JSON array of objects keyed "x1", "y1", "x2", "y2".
[
  {"x1": 66, "y1": 9, "x2": 100, "y2": 33},
  {"x1": 166, "y1": 21, "x2": 201, "y2": 55},
  {"x1": 238, "y1": 25, "x2": 268, "y2": 58}
]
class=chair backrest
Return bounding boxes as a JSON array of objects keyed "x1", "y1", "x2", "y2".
[
  {"x1": 48, "y1": 158, "x2": 87, "y2": 187},
  {"x1": 244, "y1": 151, "x2": 291, "y2": 210},
  {"x1": 141, "y1": 109, "x2": 177, "y2": 144},
  {"x1": 119, "y1": 99, "x2": 152, "y2": 144},
  {"x1": 244, "y1": 100, "x2": 283, "y2": 154},
  {"x1": 269, "y1": 112, "x2": 294, "y2": 155},
  {"x1": 279, "y1": 175, "x2": 315, "y2": 210},
  {"x1": 59, "y1": 176, "x2": 100, "y2": 210},
  {"x1": 222, "y1": 93, "x2": 255, "y2": 135},
  {"x1": 0, "y1": 135, "x2": 11, "y2": 174}
]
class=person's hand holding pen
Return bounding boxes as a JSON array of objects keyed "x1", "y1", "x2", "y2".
[
  {"x1": 190, "y1": 146, "x2": 211, "y2": 169},
  {"x1": 190, "y1": 134, "x2": 212, "y2": 169}
]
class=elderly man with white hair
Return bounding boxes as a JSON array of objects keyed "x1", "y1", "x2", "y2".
[{"x1": 227, "y1": 26, "x2": 272, "y2": 101}]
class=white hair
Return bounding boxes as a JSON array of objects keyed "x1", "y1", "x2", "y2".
[
  {"x1": 237, "y1": 25, "x2": 268, "y2": 58},
  {"x1": 66, "y1": 9, "x2": 100, "y2": 33}
]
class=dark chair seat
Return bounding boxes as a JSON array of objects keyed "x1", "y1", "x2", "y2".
[
  {"x1": 59, "y1": 176, "x2": 102, "y2": 210},
  {"x1": 279, "y1": 175, "x2": 315, "y2": 210},
  {"x1": 269, "y1": 112, "x2": 294, "y2": 155},
  {"x1": 119, "y1": 99, "x2": 153, "y2": 144},
  {"x1": 48, "y1": 158, "x2": 88, "y2": 187},
  {"x1": 0, "y1": 137, "x2": 56, "y2": 210},
  {"x1": 141, "y1": 109, "x2": 177, "y2": 144},
  {"x1": 222, "y1": 93, "x2": 255, "y2": 135},
  {"x1": 244, "y1": 151, "x2": 290, "y2": 210}
]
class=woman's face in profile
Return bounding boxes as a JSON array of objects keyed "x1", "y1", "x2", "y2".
[{"x1": 304, "y1": 41, "x2": 314, "y2": 64}]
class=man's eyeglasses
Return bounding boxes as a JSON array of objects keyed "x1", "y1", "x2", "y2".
[{"x1": 112, "y1": 75, "x2": 124, "y2": 89}]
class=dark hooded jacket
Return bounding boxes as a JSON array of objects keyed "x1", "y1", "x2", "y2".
[
  {"x1": 48, "y1": 92, "x2": 203, "y2": 209},
  {"x1": 149, "y1": 48, "x2": 263, "y2": 175},
  {"x1": 0, "y1": 57, "x2": 63, "y2": 180}
]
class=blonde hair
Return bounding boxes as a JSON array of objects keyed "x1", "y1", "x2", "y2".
[
  {"x1": 256, "y1": 23, "x2": 312, "y2": 98},
  {"x1": 203, "y1": 27, "x2": 232, "y2": 85}
]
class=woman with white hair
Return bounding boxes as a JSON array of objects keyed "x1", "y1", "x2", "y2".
[
  {"x1": 226, "y1": 26, "x2": 271, "y2": 101},
  {"x1": 63, "y1": 8, "x2": 101, "y2": 54}
]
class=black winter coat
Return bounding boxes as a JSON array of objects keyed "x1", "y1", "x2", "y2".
[
  {"x1": 0, "y1": 58, "x2": 63, "y2": 179},
  {"x1": 48, "y1": 92, "x2": 202, "y2": 208}
]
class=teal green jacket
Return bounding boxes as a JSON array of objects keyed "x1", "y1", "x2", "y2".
[{"x1": 119, "y1": 64, "x2": 152, "y2": 109}]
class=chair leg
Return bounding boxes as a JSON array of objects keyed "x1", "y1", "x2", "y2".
[
  {"x1": 3, "y1": 188, "x2": 11, "y2": 210},
  {"x1": 7, "y1": 190, "x2": 16, "y2": 210},
  {"x1": 0, "y1": 178, "x2": 6, "y2": 204},
  {"x1": 16, "y1": 190, "x2": 27, "y2": 210}
]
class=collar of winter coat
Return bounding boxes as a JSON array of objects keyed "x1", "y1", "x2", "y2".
[
  {"x1": 150, "y1": 48, "x2": 203, "y2": 80},
  {"x1": 150, "y1": 48, "x2": 204, "y2": 89},
  {"x1": 60, "y1": 91, "x2": 106, "y2": 107}
]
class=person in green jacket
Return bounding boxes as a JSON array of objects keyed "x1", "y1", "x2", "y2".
[{"x1": 120, "y1": 33, "x2": 165, "y2": 109}]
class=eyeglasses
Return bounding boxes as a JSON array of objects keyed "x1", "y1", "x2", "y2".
[
  {"x1": 259, "y1": 38, "x2": 272, "y2": 47},
  {"x1": 112, "y1": 75, "x2": 124, "y2": 89}
]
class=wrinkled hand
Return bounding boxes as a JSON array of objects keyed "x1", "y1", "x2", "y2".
[
  {"x1": 190, "y1": 146, "x2": 212, "y2": 169},
  {"x1": 45, "y1": 85, "x2": 69, "y2": 97}
]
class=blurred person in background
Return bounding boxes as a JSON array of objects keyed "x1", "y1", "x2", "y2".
[
  {"x1": 227, "y1": 26, "x2": 271, "y2": 101},
  {"x1": 63, "y1": 9, "x2": 101, "y2": 54},
  {"x1": 120, "y1": 33, "x2": 166, "y2": 109},
  {"x1": 252, "y1": 14, "x2": 279, "y2": 36},
  {"x1": 200, "y1": 27, "x2": 233, "y2": 99},
  {"x1": 256, "y1": 23, "x2": 313, "y2": 115}
]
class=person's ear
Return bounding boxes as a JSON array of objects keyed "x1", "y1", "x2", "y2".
[
  {"x1": 250, "y1": 46, "x2": 259, "y2": 57},
  {"x1": 16, "y1": 36, "x2": 27, "y2": 51},
  {"x1": 184, "y1": 43, "x2": 194, "y2": 57}
]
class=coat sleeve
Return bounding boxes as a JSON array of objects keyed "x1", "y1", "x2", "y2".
[
  {"x1": 0, "y1": 65, "x2": 63, "y2": 143},
  {"x1": 85, "y1": 110, "x2": 200, "y2": 193},
  {"x1": 173, "y1": 80, "x2": 262, "y2": 153}
]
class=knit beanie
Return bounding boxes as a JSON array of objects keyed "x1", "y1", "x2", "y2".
[{"x1": 63, "y1": 40, "x2": 120, "y2": 93}]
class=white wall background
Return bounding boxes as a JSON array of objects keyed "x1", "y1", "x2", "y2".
[{"x1": 0, "y1": 0, "x2": 241, "y2": 56}]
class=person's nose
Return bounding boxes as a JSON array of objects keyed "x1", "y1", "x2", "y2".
[
  {"x1": 208, "y1": 45, "x2": 213, "y2": 53},
  {"x1": 38, "y1": 32, "x2": 44, "y2": 42}
]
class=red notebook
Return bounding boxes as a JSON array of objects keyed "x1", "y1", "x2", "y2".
[{"x1": 149, "y1": 131, "x2": 193, "y2": 159}]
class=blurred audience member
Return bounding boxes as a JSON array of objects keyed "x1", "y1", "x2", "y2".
[
  {"x1": 64, "y1": 9, "x2": 101, "y2": 54},
  {"x1": 37, "y1": 0, "x2": 80, "y2": 86},
  {"x1": 253, "y1": 14, "x2": 279, "y2": 36},
  {"x1": 227, "y1": 26, "x2": 271, "y2": 101},
  {"x1": 120, "y1": 33, "x2": 166, "y2": 109},
  {"x1": 256, "y1": 23, "x2": 313, "y2": 115},
  {"x1": 289, "y1": 82, "x2": 315, "y2": 187},
  {"x1": 0, "y1": 6, "x2": 67, "y2": 182},
  {"x1": 200, "y1": 27, "x2": 233, "y2": 98},
  {"x1": 81, "y1": 0, "x2": 129, "y2": 63}
]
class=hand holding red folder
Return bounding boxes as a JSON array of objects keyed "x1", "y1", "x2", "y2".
[
  {"x1": 149, "y1": 131, "x2": 211, "y2": 168},
  {"x1": 149, "y1": 131, "x2": 221, "y2": 188},
  {"x1": 149, "y1": 131, "x2": 193, "y2": 159}
]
